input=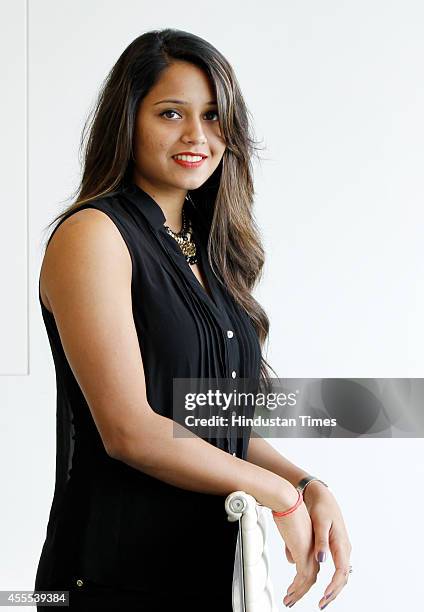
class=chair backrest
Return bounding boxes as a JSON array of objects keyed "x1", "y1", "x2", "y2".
[{"x1": 225, "y1": 491, "x2": 279, "y2": 612}]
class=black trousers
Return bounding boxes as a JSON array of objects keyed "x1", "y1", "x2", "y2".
[{"x1": 36, "y1": 577, "x2": 234, "y2": 611}]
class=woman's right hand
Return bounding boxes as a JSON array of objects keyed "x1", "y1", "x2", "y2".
[{"x1": 272, "y1": 489, "x2": 320, "y2": 607}]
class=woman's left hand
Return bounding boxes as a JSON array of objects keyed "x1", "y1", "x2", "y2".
[{"x1": 283, "y1": 481, "x2": 353, "y2": 609}]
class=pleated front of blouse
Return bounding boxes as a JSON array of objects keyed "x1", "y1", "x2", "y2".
[{"x1": 35, "y1": 181, "x2": 262, "y2": 598}]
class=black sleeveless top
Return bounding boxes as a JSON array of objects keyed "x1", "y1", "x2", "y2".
[{"x1": 34, "y1": 182, "x2": 262, "y2": 597}]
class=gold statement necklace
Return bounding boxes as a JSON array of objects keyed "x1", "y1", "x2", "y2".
[{"x1": 163, "y1": 194, "x2": 198, "y2": 265}]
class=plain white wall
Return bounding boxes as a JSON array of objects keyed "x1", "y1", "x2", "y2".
[
  {"x1": 0, "y1": 0, "x2": 27, "y2": 373},
  {"x1": 1, "y1": 1, "x2": 424, "y2": 610}
]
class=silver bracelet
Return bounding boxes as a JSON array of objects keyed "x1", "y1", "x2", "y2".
[{"x1": 296, "y1": 475, "x2": 329, "y2": 495}]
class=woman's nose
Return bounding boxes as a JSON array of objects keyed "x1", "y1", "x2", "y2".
[{"x1": 181, "y1": 119, "x2": 207, "y2": 144}]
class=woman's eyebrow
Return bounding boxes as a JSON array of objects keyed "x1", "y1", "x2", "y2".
[{"x1": 153, "y1": 98, "x2": 217, "y2": 106}]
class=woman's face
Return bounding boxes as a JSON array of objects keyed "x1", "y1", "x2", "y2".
[{"x1": 132, "y1": 61, "x2": 226, "y2": 196}]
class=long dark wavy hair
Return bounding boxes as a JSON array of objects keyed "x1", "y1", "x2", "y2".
[{"x1": 43, "y1": 28, "x2": 278, "y2": 391}]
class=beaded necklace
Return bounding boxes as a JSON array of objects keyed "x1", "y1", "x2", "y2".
[{"x1": 163, "y1": 194, "x2": 198, "y2": 265}]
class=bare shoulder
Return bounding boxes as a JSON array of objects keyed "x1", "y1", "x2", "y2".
[
  {"x1": 44, "y1": 207, "x2": 129, "y2": 260},
  {"x1": 40, "y1": 207, "x2": 132, "y2": 310}
]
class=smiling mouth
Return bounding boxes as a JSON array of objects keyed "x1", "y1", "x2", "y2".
[{"x1": 172, "y1": 155, "x2": 207, "y2": 168}]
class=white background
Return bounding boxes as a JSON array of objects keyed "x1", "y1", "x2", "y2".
[{"x1": 1, "y1": 1, "x2": 424, "y2": 610}]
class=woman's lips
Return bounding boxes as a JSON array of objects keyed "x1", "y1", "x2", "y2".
[{"x1": 172, "y1": 156, "x2": 207, "y2": 169}]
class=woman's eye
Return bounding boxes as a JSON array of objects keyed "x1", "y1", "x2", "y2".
[
  {"x1": 160, "y1": 110, "x2": 181, "y2": 119},
  {"x1": 160, "y1": 109, "x2": 219, "y2": 121},
  {"x1": 204, "y1": 110, "x2": 219, "y2": 121}
]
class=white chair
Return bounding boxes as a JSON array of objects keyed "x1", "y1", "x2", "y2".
[{"x1": 226, "y1": 491, "x2": 279, "y2": 612}]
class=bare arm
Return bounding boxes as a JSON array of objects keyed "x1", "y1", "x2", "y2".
[
  {"x1": 246, "y1": 433, "x2": 328, "y2": 501},
  {"x1": 111, "y1": 412, "x2": 298, "y2": 512},
  {"x1": 42, "y1": 208, "x2": 298, "y2": 513}
]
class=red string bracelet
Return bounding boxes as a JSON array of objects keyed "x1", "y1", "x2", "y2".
[{"x1": 272, "y1": 490, "x2": 303, "y2": 518}]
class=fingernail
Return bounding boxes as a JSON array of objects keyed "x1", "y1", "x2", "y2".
[
  {"x1": 320, "y1": 604, "x2": 329, "y2": 610},
  {"x1": 317, "y1": 550, "x2": 327, "y2": 562},
  {"x1": 289, "y1": 603, "x2": 296, "y2": 608},
  {"x1": 325, "y1": 591, "x2": 334, "y2": 599}
]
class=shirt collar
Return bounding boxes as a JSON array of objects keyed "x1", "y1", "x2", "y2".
[
  {"x1": 120, "y1": 181, "x2": 166, "y2": 230},
  {"x1": 119, "y1": 180, "x2": 224, "y2": 311},
  {"x1": 120, "y1": 180, "x2": 207, "y2": 239}
]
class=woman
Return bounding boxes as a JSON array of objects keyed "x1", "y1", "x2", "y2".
[{"x1": 34, "y1": 28, "x2": 352, "y2": 610}]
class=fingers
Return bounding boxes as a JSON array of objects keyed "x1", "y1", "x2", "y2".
[
  {"x1": 318, "y1": 566, "x2": 351, "y2": 609},
  {"x1": 313, "y1": 519, "x2": 332, "y2": 563},
  {"x1": 282, "y1": 557, "x2": 320, "y2": 608},
  {"x1": 318, "y1": 537, "x2": 352, "y2": 609}
]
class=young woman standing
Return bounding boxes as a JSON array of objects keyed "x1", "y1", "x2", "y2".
[{"x1": 35, "y1": 28, "x2": 352, "y2": 611}]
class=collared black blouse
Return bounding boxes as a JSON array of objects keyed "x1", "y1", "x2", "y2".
[{"x1": 34, "y1": 181, "x2": 262, "y2": 598}]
